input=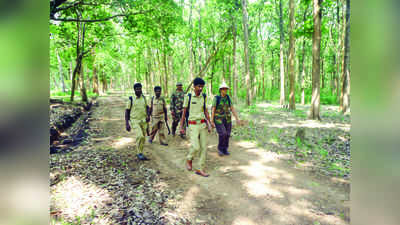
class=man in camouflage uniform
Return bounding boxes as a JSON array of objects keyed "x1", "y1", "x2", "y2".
[
  {"x1": 170, "y1": 82, "x2": 185, "y2": 137},
  {"x1": 125, "y1": 83, "x2": 151, "y2": 161},
  {"x1": 211, "y1": 81, "x2": 241, "y2": 156},
  {"x1": 148, "y1": 86, "x2": 168, "y2": 146}
]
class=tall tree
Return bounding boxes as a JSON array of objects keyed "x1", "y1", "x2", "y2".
[
  {"x1": 309, "y1": 0, "x2": 322, "y2": 120},
  {"x1": 288, "y1": 0, "x2": 296, "y2": 110},
  {"x1": 242, "y1": 0, "x2": 251, "y2": 106},
  {"x1": 278, "y1": 0, "x2": 286, "y2": 106},
  {"x1": 340, "y1": 0, "x2": 350, "y2": 113}
]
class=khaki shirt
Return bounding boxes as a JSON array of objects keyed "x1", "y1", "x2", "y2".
[
  {"x1": 151, "y1": 96, "x2": 165, "y2": 119},
  {"x1": 183, "y1": 93, "x2": 206, "y2": 121},
  {"x1": 126, "y1": 95, "x2": 148, "y2": 122}
]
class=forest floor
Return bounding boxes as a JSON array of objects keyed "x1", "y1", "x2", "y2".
[{"x1": 50, "y1": 91, "x2": 350, "y2": 225}]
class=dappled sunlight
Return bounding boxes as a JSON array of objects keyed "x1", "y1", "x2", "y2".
[
  {"x1": 284, "y1": 186, "x2": 311, "y2": 196},
  {"x1": 232, "y1": 216, "x2": 258, "y2": 225},
  {"x1": 236, "y1": 141, "x2": 257, "y2": 149},
  {"x1": 244, "y1": 180, "x2": 284, "y2": 198},
  {"x1": 112, "y1": 137, "x2": 134, "y2": 148},
  {"x1": 267, "y1": 120, "x2": 350, "y2": 131},
  {"x1": 245, "y1": 148, "x2": 280, "y2": 163},
  {"x1": 52, "y1": 176, "x2": 112, "y2": 221},
  {"x1": 176, "y1": 185, "x2": 200, "y2": 214}
]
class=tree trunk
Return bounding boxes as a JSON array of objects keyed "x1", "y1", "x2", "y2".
[
  {"x1": 309, "y1": 0, "x2": 322, "y2": 120},
  {"x1": 288, "y1": 0, "x2": 296, "y2": 110},
  {"x1": 242, "y1": 0, "x2": 251, "y2": 106},
  {"x1": 70, "y1": 20, "x2": 81, "y2": 102},
  {"x1": 340, "y1": 0, "x2": 350, "y2": 113},
  {"x1": 321, "y1": 58, "x2": 325, "y2": 89},
  {"x1": 336, "y1": 0, "x2": 343, "y2": 103},
  {"x1": 278, "y1": 0, "x2": 285, "y2": 106},
  {"x1": 92, "y1": 65, "x2": 99, "y2": 94},
  {"x1": 79, "y1": 63, "x2": 88, "y2": 103},
  {"x1": 56, "y1": 50, "x2": 66, "y2": 93},
  {"x1": 189, "y1": 0, "x2": 194, "y2": 81},
  {"x1": 232, "y1": 16, "x2": 238, "y2": 103}
]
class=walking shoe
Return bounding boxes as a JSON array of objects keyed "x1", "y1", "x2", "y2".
[
  {"x1": 223, "y1": 151, "x2": 230, "y2": 155},
  {"x1": 195, "y1": 170, "x2": 209, "y2": 177},
  {"x1": 148, "y1": 138, "x2": 153, "y2": 144},
  {"x1": 137, "y1": 153, "x2": 149, "y2": 161},
  {"x1": 218, "y1": 151, "x2": 224, "y2": 156},
  {"x1": 186, "y1": 160, "x2": 192, "y2": 171}
]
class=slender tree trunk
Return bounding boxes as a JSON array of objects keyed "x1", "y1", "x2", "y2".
[
  {"x1": 242, "y1": 0, "x2": 251, "y2": 106},
  {"x1": 278, "y1": 0, "x2": 285, "y2": 106},
  {"x1": 309, "y1": 0, "x2": 322, "y2": 120},
  {"x1": 56, "y1": 50, "x2": 66, "y2": 93},
  {"x1": 232, "y1": 17, "x2": 238, "y2": 102},
  {"x1": 321, "y1": 58, "x2": 325, "y2": 89},
  {"x1": 288, "y1": 0, "x2": 296, "y2": 110},
  {"x1": 340, "y1": 0, "x2": 350, "y2": 113},
  {"x1": 336, "y1": 0, "x2": 342, "y2": 103},
  {"x1": 189, "y1": 0, "x2": 194, "y2": 81},
  {"x1": 70, "y1": 20, "x2": 81, "y2": 102},
  {"x1": 92, "y1": 66, "x2": 99, "y2": 94},
  {"x1": 79, "y1": 63, "x2": 88, "y2": 103}
]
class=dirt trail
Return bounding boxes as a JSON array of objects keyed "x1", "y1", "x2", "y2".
[{"x1": 91, "y1": 93, "x2": 350, "y2": 225}]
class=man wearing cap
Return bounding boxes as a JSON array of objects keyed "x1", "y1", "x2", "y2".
[
  {"x1": 170, "y1": 82, "x2": 185, "y2": 137},
  {"x1": 125, "y1": 83, "x2": 151, "y2": 161},
  {"x1": 148, "y1": 86, "x2": 168, "y2": 146},
  {"x1": 211, "y1": 81, "x2": 241, "y2": 156},
  {"x1": 180, "y1": 77, "x2": 212, "y2": 177}
]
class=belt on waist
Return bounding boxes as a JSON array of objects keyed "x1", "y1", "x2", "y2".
[{"x1": 188, "y1": 119, "x2": 206, "y2": 125}]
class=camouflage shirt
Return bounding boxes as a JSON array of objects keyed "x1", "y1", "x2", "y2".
[
  {"x1": 170, "y1": 90, "x2": 185, "y2": 115},
  {"x1": 212, "y1": 95, "x2": 232, "y2": 125}
]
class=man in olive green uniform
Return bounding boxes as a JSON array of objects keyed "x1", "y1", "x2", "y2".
[
  {"x1": 148, "y1": 86, "x2": 168, "y2": 146},
  {"x1": 180, "y1": 77, "x2": 212, "y2": 177},
  {"x1": 125, "y1": 83, "x2": 150, "y2": 161},
  {"x1": 170, "y1": 82, "x2": 185, "y2": 137},
  {"x1": 211, "y1": 81, "x2": 241, "y2": 156}
]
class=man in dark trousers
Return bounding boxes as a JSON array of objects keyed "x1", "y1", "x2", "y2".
[
  {"x1": 170, "y1": 82, "x2": 185, "y2": 137},
  {"x1": 211, "y1": 81, "x2": 241, "y2": 156}
]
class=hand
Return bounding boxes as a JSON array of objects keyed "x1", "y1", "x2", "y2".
[
  {"x1": 207, "y1": 123, "x2": 212, "y2": 133},
  {"x1": 237, "y1": 119, "x2": 242, "y2": 126},
  {"x1": 211, "y1": 121, "x2": 216, "y2": 128},
  {"x1": 180, "y1": 127, "x2": 185, "y2": 135},
  {"x1": 126, "y1": 123, "x2": 131, "y2": 132},
  {"x1": 146, "y1": 116, "x2": 150, "y2": 123},
  {"x1": 171, "y1": 111, "x2": 175, "y2": 117}
]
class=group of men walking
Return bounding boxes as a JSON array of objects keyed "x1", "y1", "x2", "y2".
[{"x1": 124, "y1": 77, "x2": 241, "y2": 177}]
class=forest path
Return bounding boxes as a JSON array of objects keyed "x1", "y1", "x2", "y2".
[{"x1": 89, "y1": 92, "x2": 350, "y2": 225}]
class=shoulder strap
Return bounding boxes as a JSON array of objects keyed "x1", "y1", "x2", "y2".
[
  {"x1": 216, "y1": 95, "x2": 221, "y2": 108},
  {"x1": 202, "y1": 93, "x2": 206, "y2": 112},
  {"x1": 227, "y1": 95, "x2": 231, "y2": 106},
  {"x1": 142, "y1": 95, "x2": 147, "y2": 106},
  {"x1": 129, "y1": 96, "x2": 133, "y2": 110},
  {"x1": 185, "y1": 93, "x2": 192, "y2": 127}
]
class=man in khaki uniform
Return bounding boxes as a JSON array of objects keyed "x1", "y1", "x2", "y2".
[
  {"x1": 180, "y1": 77, "x2": 212, "y2": 177},
  {"x1": 148, "y1": 86, "x2": 168, "y2": 146},
  {"x1": 125, "y1": 83, "x2": 150, "y2": 161}
]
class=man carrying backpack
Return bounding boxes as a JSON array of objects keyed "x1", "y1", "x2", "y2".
[
  {"x1": 180, "y1": 77, "x2": 212, "y2": 177},
  {"x1": 125, "y1": 83, "x2": 151, "y2": 161},
  {"x1": 170, "y1": 82, "x2": 185, "y2": 137},
  {"x1": 211, "y1": 81, "x2": 241, "y2": 156},
  {"x1": 148, "y1": 86, "x2": 168, "y2": 146}
]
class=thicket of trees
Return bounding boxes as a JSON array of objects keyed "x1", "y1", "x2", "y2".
[{"x1": 50, "y1": 0, "x2": 351, "y2": 118}]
